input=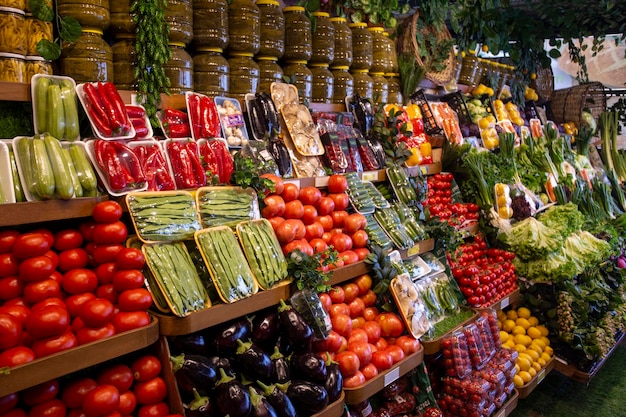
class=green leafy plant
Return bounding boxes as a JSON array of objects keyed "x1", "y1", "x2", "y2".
[
  {"x1": 333, "y1": 0, "x2": 410, "y2": 28},
  {"x1": 287, "y1": 249, "x2": 338, "y2": 293},
  {"x1": 397, "y1": 53, "x2": 425, "y2": 104},
  {"x1": 364, "y1": 245, "x2": 400, "y2": 311},
  {"x1": 370, "y1": 104, "x2": 412, "y2": 165},
  {"x1": 29, "y1": 0, "x2": 82, "y2": 61},
  {"x1": 231, "y1": 154, "x2": 276, "y2": 198}
]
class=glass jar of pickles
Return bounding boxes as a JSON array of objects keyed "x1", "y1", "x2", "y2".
[
  {"x1": 0, "y1": 52, "x2": 24, "y2": 82},
  {"x1": 194, "y1": 47, "x2": 229, "y2": 97},
  {"x1": 228, "y1": 52, "x2": 259, "y2": 102},
  {"x1": 228, "y1": 0, "x2": 260, "y2": 54},
  {"x1": 57, "y1": 0, "x2": 110, "y2": 31},
  {"x1": 111, "y1": 35, "x2": 137, "y2": 90},
  {"x1": 383, "y1": 31, "x2": 398, "y2": 73},
  {"x1": 349, "y1": 22, "x2": 372, "y2": 70},
  {"x1": 283, "y1": 6, "x2": 311, "y2": 62},
  {"x1": 109, "y1": 0, "x2": 135, "y2": 36},
  {"x1": 385, "y1": 73, "x2": 402, "y2": 104},
  {"x1": 192, "y1": 0, "x2": 228, "y2": 49},
  {"x1": 370, "y1": 72, "x2": 388, "y2": 104},
  {"x1": 164, "y1": 42, "x2": 193, "y2": 93},
  {"x1": 257, "y1": 55, "x2": 282, "y2": 95},
  {"x1": 331, "y1": 66, "x2": 353, "y2": 104},
  {"x1": 24, "y1": 55, "x2": 52, "y2": 81},
  {"x1": 458, "y1": 50, "x2": 480, "y2": 87},
  {"x1": 257, "y1": 0, "x2": 284, "y2": 58},
  {"x1": 60, "y1": 28, "x2": 113, "y2": 82},
  {"x1": 368, "y1": 27, "x2": 392, "y2": 74},
  {"x1": 283, "y1": 60, "x2": 312, "y2": 104},
  {"x1": 0, "y1": 0, "x2": 24, "y2": 10},
  {"x1": 26, "y1": 15, "x2": 52, "y2": 56},
  {"x1": 351, "y1": 68, "x2": 373, "y2": 100},
  {"x1": 330, "y1": 17, "x2": 351, "y2": 67},
  {"x1": 165, "y1": 0, "x2": 193, "y2": 45},
  {"x1": 0, "y1": 7, "x2": 26, "y2": 55},
  {"x1": 310, "y1": 11, "x2": 333, "y2": 64},
  {"x1": 309, "y1": 62, "x2": 333, "y2": 104}
]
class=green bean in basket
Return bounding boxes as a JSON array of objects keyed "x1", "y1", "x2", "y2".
[
  {"x1": 197, "y1": 187, "x2": 258, "y2": 228},
  {"x1": 143, "y1": 242, "x2": 209, "y2": 316},
  {"x1": 195, "y1": 227, "x2": 258, "y2": 303},
  {"x1": 237, "y1": 220, "x2": 289, "y2": 290},
  {"x1": 127, "y1": 192, "x2": 201, "y2": 241}
]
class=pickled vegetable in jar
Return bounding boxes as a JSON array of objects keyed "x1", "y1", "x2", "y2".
[
  {"x1": 257, "y1": 55, "x2": 282, "y2": 95},
  {"x1": 60, "y1": 28, "x2": 113, "y2": 82},
  {"x1": 351, "y1": 68, "x2": 373, "y2": 100},
  {"x1": 310, "y1": 11, "x2": 333, "y2": 65},
  {"x1": 330, "y1": 17, "x2": 352, "y2": 67},
  {"x1": 257, "y1": 0, "x2": 284, "y2": 58},
  {"x1": 228, "y1": 52, "x2": 259, "y2": 102},
  {"x1": 228, "y1": 0, "x2": 260, "y2": 54},
  {"x1": 283, "y1": 60, "x2": 312, "y2": 104},
  {"x1": 57, "y1": 0, "x2": 110, "y2": 31},
  {"x1": 385, "y1": 73, "x2": 402, "y2": 104},
  {"x1": 309, "y1": 63, "x2": 333, "y2": 104},
  {"x1": 165, "y1": 42, "x2": 194, "y2": 93},
  {"x1": 458, "y1": 50, "x2": 480, "y2": 86},
  {"x1": 109, "y1": 0, "x2": 135, "y2": 36},
  {"x1": 24, "y1": 55, "x2": 51, "y2": 80},
  {"x1": 349, "y1": 22, "x2": 372, "y2": 70},
  {"x1": 331, "y1": 66, "x2": 353, "y2": 104},
  {"x1": 370, "y1": 72, "x2": 388, "y2": 104},
  {"x1": 283, "y1": 6, "x2": 311, "y2": 62},
  {"x1": 26, "y1": 15, "x2": 52, "y2": 56},
  {"x1": 166, "y1": 0, "x2": 193, "y2": 45},
  {"x1": 194, "y1": 47, "x2": 229, "y2": 97},
  {"x1": 383, "y1": 31, "x2": 398, "y2": 73},
  {"x1": 368, "y1": 27, "x2": 392, "y2": 74},
  {"x1": 111, "y1": 36, "x2": 137, "y2": 90},
  {"x1": 0, "y1": 52, "x2": 24, "y2": 82},
  {"x1": 193, "y1": 0, "x2": 228, "y2": 49},
  {"x1": 0, "y1": 0, "x2": 24, "y2": 10},
  {"x1": 0, "y1": 7, "x2": 26, "y2": 55}
]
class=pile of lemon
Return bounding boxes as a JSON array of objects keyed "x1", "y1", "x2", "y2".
[
  {"x1": 497, "y1": 307, "x2": 554, "y2": 388},
  {"x1": 493, "y1": 100, "x2": 526, "y2": 127}
]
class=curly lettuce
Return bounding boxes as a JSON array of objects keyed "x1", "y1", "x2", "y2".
[
  {"x1": 500, "y1": 216, "x2": 563, "y2": 261},
  {"x1": 538, "y1": 202, "x2": 585, "y2": 238}
]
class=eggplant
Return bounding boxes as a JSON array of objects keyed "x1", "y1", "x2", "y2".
[
  {"x1": 277, "y1": 299, "x2": 313, "y2": 351},
  {"x1": 283, "y1": 380, "x2": 329, "y2": 416},
  {"x1": 323, "y1": 360, "x2": 343, "y2": 404},
  {"x1": 252, "y1": 309, "x2": 281, "y2": 351},
  {"x1": 215, "y1": 368, "x2": 252, "y2": 417},
  {"x1": 168, "y1": 333, "x2": 206, "y2": 355},
  {"x1": 211, "y1": 317, "x2": 251, "y2": 355},
  {"x1": 249, "y1": 386, "x2": 279, "y2": 417},
  {"x1": 289, "y1": 352, "x2": 327, "y2": 384},
  {"x1": 236, "y1": 339, "x2": 275, "y2": 383},
  {"x1": 207, "y1": 355, "x2": 234, "y2": 376},
  {"x1": 259, "y1": 92, "x2": 280, "y2": 138},
  {"x1": 249, "y1": 95, "x2": 269, "y2": 139},
  {"x1": 184, "y1": 388, "x2": 214, "y2": 417},
  {"x1": 270, "y1": 346, "x2": 290, "y2": 384},
  {"x1": 170, "y1": 354, "x2": 218, "y2": 399},
  {"x1": 267, "y1": 139, "x2": 292, "y2": 177},
  {"x1": 256, "y1": 381, "x2": 298, "y2": 417}
]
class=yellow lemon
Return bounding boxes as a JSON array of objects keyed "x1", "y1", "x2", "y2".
[
  {"x1": 499, "y1": 206, "x2": 513, "y2": 219},
  {"x1": 518, "y1": 370, "x2": 532, "y2": 383},
  {"x1": 528, "y1": 316, "x2": 539, "y2": 327},
  {"x1": 539, "y1": 336, "x2": 551, "y2": 347},
  {"x1": 497, "y1": 310, "x2": 507, "y2": 321},
  {"x1": 516, "y1": 356, "x2": 531, "y2": 372},
  {"x1": 532, "y1": 361, "x2": 542, "y2": 371},
  {"x1": 525, "y1": 349, "x2": 540, "y2": 362},
  {"x1": 527, "y1": 327, "x2": 542, "y2": 340},
  {"x1": 478, "y1": 117, "x2": 492, "y2": 129},
  {"x1": 541, "y1": 352, "x2": 552, "y2": 362},
  {"x1": 517, "y1": 307, "x2": 531, "y2": 319},
  {"x1": 503, "y1": 339, "x2": 516, "y2": 349},
  {"x1": 512, "y1": 326, "x2": 526, "y2": 336},
  {"x1": 497, "y1": 320, "x2": 503, "y2": 330},
  {"x1": 529, "y1": 343, "x2": 543, "y2": 355},
  {"x1": 537, "y1": 325, "x2": 549, "y2": 337},
  {"x1": 537, "y1": 357, "x2": 547, "y2": 367},
  {"x1": 516, "y1": 318, "x2": 531, "y2": 330},
  {"x1": 544, "y1": 346, "x2": 553, "y2": 356},
  {"x1": 506, "y1": 310, "x2": 518, "y2": 320},
  {"x1": 528, "y1": 366, "x2": 537, "y2": 377},
  {"x1": 515, "y1": 334, "x2": 532, "y2": 347},
  {"x1": 502, "y1": 319, "x2": 516, "y2": 332},
  {"x1": 518, "y1": 352, "x2": 533, "y2": 363},
  {"x1": 514, "y1": 344, "x2": 527, "y2": 353},
  {"x1": 500, "y1": 331, "x2": 510, "y2": 343},
  {"x1": 513, "y1": 374, "x2": 525, "y2": 387},
  {"x1": 514, "y1": 363, "x2": 520, "y2": 373}
]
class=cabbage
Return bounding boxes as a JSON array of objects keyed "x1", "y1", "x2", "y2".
[
  {"x1": 562, "y1": 231, "x2": 612, "y2": 272},
  {"x1": 513, "y1": 250, "x2": 577, "y2": 283}
]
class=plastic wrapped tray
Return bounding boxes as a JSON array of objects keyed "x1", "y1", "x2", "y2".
[
  {"x1": 76, "y1": 82, "x2": 136, "y2": 140},
  {"x1": 196, "y1": 186, "x2": 260, "y2": 229}
]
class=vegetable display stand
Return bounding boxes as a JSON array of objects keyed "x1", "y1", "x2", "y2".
[
  {"x1": 328, "y1": 260, "x2": 372, "y2": 285},
  {"x1": 0, "y1": 195, "x2": 109, "y2": 227},
  {"x1": 473, "y1": 288, "x2": 521, "y2": 313},
  {"x1": 517, "y1": 357, "x2": 556, "y2": 399},
  {"x1": 495, "y1": 389, "x2": 519, "y2": 417},
  {"x1": 151, "y1": 335, "x2": 186, "y2": 415},
  {"x1": 153, "y1": 283, "x2": 291, "y2": 336},
  {"x1": 312, "y1": 392, "x2": 345, "y2": 417},
  {"x1": 343, "y1": 346, "x2": 425, "y2": 404},
  {"x1": 0, "y1": 318, "x2": 160, "y2": 397},
  {"x1": 554, "y1": 330, "x2": 626, "y2": 384},
  {"x1": 0, "y1": 81, "x2": 30, "y2": 101},
  {"x1": 398, "y1": 237, "x2": 435, "y2": 259},
  {"x1": 421, "y1": 310, "x2": 478, "y2": 355}
]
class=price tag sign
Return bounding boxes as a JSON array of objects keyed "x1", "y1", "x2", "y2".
[
  {"x1": 500, "y1": 296, "x2": 510, "y2": 309},
  {"x1": 537, "y1": 368, "x2": 546, "y2": 383},
  {"x1": 420, "y1": 166, "x2": 429, "y2": 175},
  {"x1": 362, "y1": 171, "x2": 379, "y2": 182},
  {"x1": 315, "y1": 176, "x2": 329, "y2": 188},
  {"x1": 384, "y1": 366, "x2": 400, "y2": 386},
  {"x1": 406, "y1": 244, "x2": 422, "y2": 258}
]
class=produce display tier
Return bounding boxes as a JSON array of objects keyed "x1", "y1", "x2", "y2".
[
  {"x1": 496, "y1": 389, "x2": 520, "y2": 417},
  {"x1": 421, "y1": 310, "x2": 479, "y2": 355},
  {"x1": 0, "y1": 196, "x2": 109, "y2": 227},
  {"x1": 517, "y1": 357, "x2": 556, "y2": 399},
  {"x1": 398, "y1": 237, "x2": 435, "y2": 259},
  {"x1": 313, "y1": 392, "x2": 345, "y2": 417},
  {"x1": 0, "y1": 318, "x2": 160, "y2": 397},
  {"x1": 554, "y1": 331, "x2": 626, "y2": 384},
  {"x1": 343, "y1": 346, "x2": 425, "y2": 405},
  {"x1": 474, "y1": 288, "x2": 521, "y2": 312}
]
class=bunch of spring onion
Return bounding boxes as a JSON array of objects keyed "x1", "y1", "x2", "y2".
[{"x1": 600, "y1": 111, "x2": 626, "y2": 183}]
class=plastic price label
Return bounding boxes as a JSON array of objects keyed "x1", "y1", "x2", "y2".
[{"x1": 384, "y1": 366, "x2": 400, "y2": 386}]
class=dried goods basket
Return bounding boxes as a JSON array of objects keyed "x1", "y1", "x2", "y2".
[{"x1": 549, "y1": 82, "x2": 606, "y2": 126}]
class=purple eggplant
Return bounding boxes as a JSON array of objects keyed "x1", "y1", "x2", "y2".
[
  {"x1": 290, "y1": 352, "x2": 327, "y2": 384},
  {"x1": 170, "y1": 354, "x2": 218, "y2": 400},
  {"x1": 212, "y1": 317, "x2": 252, "y2": 355},
  {"x1": 215, "y1": 368, "x2": 252, "y2": 417},
  {"x1": 278, "y1": 299, "x2": 313, "y2": 351},
  {"x1": 168, "y1": 333, "x2": 206, "y2": 355},
  {"x1": 236, "y1": 339, "x2": 275, "y2": 383},
  {"x1": 270, "y1": 346, "x2": 290, "y2": 384},
  {"x1": 256, "y1": 381, "x2": 297, "y2": 417},
  {"x1": 283, "y1": 380, "x2": 329, "y2": 416},
  {"x1": 184, "y1": 388, "x2": 214, "y2": 417},
  {"x1": 249, "y1": 386, "x2": 279, "y2": 417},
  {"x1": 252, "y1": 309, "x2": 281, "y2": 351},
  {"x1": 323, "y1": 359, "x2": 343, "y2": 404}
]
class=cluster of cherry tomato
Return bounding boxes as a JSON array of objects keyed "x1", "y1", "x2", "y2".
[
  {"x1": 0, "y1": 201, "x2": 152, "y2": 368},
  {"x1": 261, "y1": 174, "x2": 370, "y2": 267},
  {"x1": 424, "y1": 173, "x2": 480, "y2": 226},
  {"x1": 0, "y1": 353, "x2": 180, "y2": 417},
  {"x1": 313, "y1": 274, "x2": 421, "y2": 388}
]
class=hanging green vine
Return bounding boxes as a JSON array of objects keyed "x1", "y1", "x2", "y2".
[
  {"x1": 29, "y1": 0, "x2": 82, "y2": 61},
  {"x1": 131, "y1": 0, "x2": 171, "y2": 127}
]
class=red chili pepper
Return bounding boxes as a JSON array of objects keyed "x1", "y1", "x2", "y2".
[
  {"x1": 97, "y1": 82, "x2": 123, "y2": 134},
  {"x1": 187, "y1": 94, "x2": 203, "y2": 139},
  {"x1": 83, "y1": 83, "x2": 113, "y2": 136},
  {"x1": 200, "y1": 96, "x2": 220, "y2": 138},
  {"x1": 163, "y1": 108, "x2": 188, "y2": 125},
  {"x1": 177, "y1": 147, "x2": 198, "y2": 188},
  {"x1": 103, "y1": 82, "x2": 131, "y2": 135},
  {"x1": 101, "y1": 141, "x2": 128, "y2": 191},
  {"x1": 168, "y1": 141, "x2": 194, "y2": 189},
  {"x1": 135, "y1": 144, "x2": 147, "y2": 167},
  {"x1": 198, "y1": 141, "x2": 219, "y2": 178},
  {"x1": 94, "y1": 139, "x2": 108, "y2": 169},
  {"x1": 208, "y1": 139, "x2": 225, "y2": 182},
  {"x1": 184, "y1": 141, "x2": 207, "y2": 186},
  {"x1": 131, "y1": 118, "x2": 147, "y2": 128},
  {"x1": 153, "y1": 151, "x2": 176, "y2": 191},
  {"x1": 134, "y1": 125, "x2": 150, "y2": 138},
  {"x1": 167, "y1": 122, "x2": 191, "y2": 138},
  {"x1": 108, "y1": 140, "x2": 146, "y2": 186},
  {"x1": 126, "y1": 105, "x2": 146, "y2": 119},
  {"x1": 209, "y1": 139, "x2": 233, "y2": 184}
]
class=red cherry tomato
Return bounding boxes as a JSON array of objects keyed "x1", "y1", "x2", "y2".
[
  {"x1": 117, "y1": 289, "x2": 153, "y2": 312},
  {"x1": 112, "y1": 270, "x2": 145, "y2": 292},
  {"x1": 98, "y1": 364, "x2": 134, "y2": 393},
  {"x1": 22, "y1": 380, "x2": 60, "y2": 407},
  {"x1": 26, "y1": 306, "x2": 70, "y2": 339},
  {"x1": 19, "y1": 255, "x2": 55, "y2": 282},
  {"x1": 133, "y1": 377, "x2": 167, "y2": 405},
  {"x1": 0, "y1": 346, "x2": 35, "y2": 368},
  {"x1": 65, "y1": 293, "x2": 97, "y2": 318},
  {"x1": 63, "y1": 269, "x2": 99, "y2": 294},
  {"x1": 11, "y1": 233, "x2": 51, "y2": 260},
  {"x1": 79, "y1": 298, "x2": 115, "y2": 328},
  {"x1": 92, "y1": 244, "x2": 124, "y2": 265},
  {"x1": 131, "y1": 355, "x2": 162, "y2": 382},
  {"x1": 61, "y1": 377, "x2": 98, "y2": 409},
  {"x1": 27, "y1": 399, "x2": 66, "y2": 417},
  {"x1": 117, "y1": 391, "x2": 137, "y2": 416},
  {"x1": 58, "y1": 248, "x2": 89, "y2": 272},
  {"x1": 93, "y1": 222, "x2": 128, "y2": 245},
  {"x1": 111, "y1": 311, "x2": 151, "y2": 333},
  {"x1": 114, "y1": 248, "x2": 145, "y2": 271},
  {"x1": 53, "y1": 229, "x2": 84, "y2": 251},
  {"x1": 23, "y1": 279, "x2": 61, "y2": 304}
]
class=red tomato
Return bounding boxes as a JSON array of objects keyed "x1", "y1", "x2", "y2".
[
  {"x1": 43, "y1": 250, "x2": 59, "y2": 270},
  {"x1": 353, "y1": 274, "x2": 372, "y2": 295},
  {"x1": 98, "y1": 364, "x2": 134, "y2": 393},
  {"x1": 342, "y1": 370, "x2": 365, "y2": 388},
  {"x1": 300, "y1": 205, "x2": 318, "y2": 225},
  {"x1": 370, "y1": 350, "x2": 393, "y2": 370},
  {"x1": 351, "y1": 230, "x2": 369, "y2": 249},
  {"x1": 136, "y1": 403, "x2": 170, "y2": 417},
  {"x1": 0, "y1": 303, "x2": 29, "y2": 326},
  {"x1": 93, "y1": 222, "x2": 128, "y2": 245},
  {"x1": 328, "y1": 286, "x2": 345, "y2": 303},
  {"x1": 313, "y1": 329, "x2": 343, "y2": 353},
  {"x1": 62, "y1": 377, "x2": 98, "y2": 409},
  {"x1": 330, "y1": 313, "x2": 352, "y2": 338},
  {"x1": 261, "y1": 195, "x2": 286, "y2": 218},
  {"x1": 27, "y1": 399, "x2": 66, "y2": 417},
  {"x1": 375, "y1": 337, "x2": 389, "y2": 351},
  {"x1": 66, "y1": 410, "x2": 87, "y2": 417},
  {"x1": 298, "y1": 187, "x2": 322, "y2": 206},
  {"x1": 360, "y1": 290, "x2": 377, "y2": 308},
  {"x1": 0, "y1": 231, "x2": 20, "y2": 254},
  {"x1": 96, "y1": 284, "x2": 119, "y2": 305},
  {"x1": 22, "y1": 380, "x2": 60, "y2": 407},
  {"x1": 280, "y1": 183, "x2": 299, "y2": 202},
  {"x1": 362, "y1": 306, "x2": 379, "y2": 321},
  {"x1": 0, "y1": 275, "x2": 23, "y2": 300},
  {"x1": 94, "y1": 262, "x2": 117, "y2": 285},
  {"x1": 23, "y1": 279, "x2": 61, "y2": 304},
  {"x1": 63, "y1": 269, "x2": 98, "y2": 294},
  {"x1": 309, "y1": 238, "x2": 327, "y2": 254},
  {"x1": 343, "y1": 213, "x2": 366, "y2": 234},
  {"x1": 131, "y1": 356, "x2": 162, "y2": 382},
  {"x1": 26, "y1": 305, "x2": 70, "y2": 339},
  {"x1": 347, "y1": 328, "x2": 369, "y2": 344},
  {"x1": 342, "y1": 283, "x2": 360, "y2": 303},
  {"x1": 112, "y1": 270, "x2": 145, "y2": 292},
  {"x1": 289, "y1": 219, "x2": 306, "y2": 240},
  {"x1": 304, "y1": 222, "x2": 324, "y2": 241},
  {"x1": 65, "y1": 293, "x2": 96, "y2": 318},
  {"x1": 260, "y1": 173, "x2": 284, "y2": 195},
  {"x1": 395, "y1": 335, "x2": 420, "y2": 355},
  {"x1": 133, "y1": 377, "x2": 167, "y2": 405},
  {"x1": 348, "y1": 297, "x2": 365, "y2": 318},
  {"x1": 328, "y1": 193, "x2": 349, "y2": 211},
  {"x1": 360, "y1": 362, "x2": 378, "y2": 380},
  {"x1": 117, "y1": 391, "x2": 137, "y2": 416},
  {"x1": 385, "y1": 345, "x2": 406, "y2": 364},
  {"x1": 274, "y1": 221, "x2": 298, "y2": 244},
  {"x1": 329, "y1": 233, "x2": 352, "y2": 253},
  {"x1": 318, "y1": 292, "x2": 332, "y2": 312},
  {"x1": 92, "y1": 244, "x2": 124, "y2": 265},
  {"x1": 54, "y1": 230, "x2": 84, "y2": 251},
  {"x1": 115, "y1": 249, "x2": 145, "y2": 270},
  {"x1": 0, "y1": 393, "x2": 18, "y2": 414},
  {"x1": 19, "y1": 256, "x2": 55, "y2": 282},
  {"x1": 76, "y1": 323, "x2": 116, "y2": 345},
  {"x1": 31, "y1": 330, "x2": 77, "y2": 357},
  {"x1": 283, "y1": 200, "x2": 304, "y2": 219},
  {"x1": 79, "y1": 298, "x2": 115, "y2": 328},
  {"x1": 329, "y1": 303, "x2": 350, "y2": 317},
  {"x1": 375, "y1": 312, "x2": 404, "y2": 338},
  {"x1": 117, "y1": 289, "x2": 152, "y2": 312},
  {"x1": 80, "y1": 221, "x2": 97, "y2": 242},
  {"x1": 82, "y1": 385, "x2": 120, "y2": 417},
  {"x1": 12, "y1": 233, "x2": 51, "y2": 260},
  {"x1": 0, "y1": 253, "x2": 19, "y2": 278},
  {"x1": 92, "y1": 201, "x2": 123, "y2": 224},
  {"x1": 329, "y1": 210, "x2": 348, "y2": 228},
  {"x1": 335, "y1": 350, "x2": 360, "y2": 377},
  {"x1": 112, "y1": 311, "x2": 150, "y2": 333},
  {"x1": 317, "y1": 215, "x2": 333, "y2": 232},
  {"x1": 315, "y1": 197, "x2": 335, "y2": 216},
  {"x1": 327, "y1": 175, "x2": 348, "y2": 193},
  {"x1": 267, "y1": 216, "x2": 285, "y2": 232},
  {"x1": 58, "y1": 249, "x2": 90, "y2": 272},
  {"x1": 351, "y1": 316, "x2": 365, "y2": 329},
  {"x1": 361, "y1": 321, "x2": 381, "y2": 344},
  {"x1": 2, "y1": 409, "x2": 27, "y2": 417},
  {"x1": 340, "y1": 250, "x2": 359, "y2": 266},
  {"x1": 282, "y1": 238, "x2": 313, "y2": 256},
  {"x1": 0, "y1": 345, "x2": 35, "y2": 368},
  {"x1": 353, "y1": 248, "x2": 370, "y2": 262}
]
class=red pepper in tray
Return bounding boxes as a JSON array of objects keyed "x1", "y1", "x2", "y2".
[
  {"x1": 208, "y1": 139, "x2": 233, "y2": 183},
  {"x1": 101, "y1": 82, "x2": 131, "y2": 135},
  {"x1": 162, "y1": 108, "x2": 191, "y2": 138},
  {"x1": 198, "y1": 140, "x2": 220, "y2": 182},
  {"x1": 94, "y1": 139, "x2": 146, "y2": 192},
  {"x1": 200, "y1": 95, "x2": 220, "y2": 138},
  {"x1": 167, "y1": 140, "x2": 206, "y2": 189},
  {"x1": 83, "y1": 82, "x2": 113, "y2": 137}
]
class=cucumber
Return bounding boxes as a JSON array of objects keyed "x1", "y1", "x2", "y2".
[
  {"x1": 43, "y1": 134, "x2": 74, "y2": 200},
  {"x1": 35, "y1": 77, "x2": 49, "y2": 132},
  {"x1": 60, "y1": 147, "x2": 83, "y2": 198},
  {"x1": 61, "y1": 85, "x2": 80, "y2": 141},
  {"x1": 69, "y1": 144, "x2": 98, "y2": 191},
  {"x1": 31, "y1": 137, "x2": 56, "y2": 199},
  {"x1": 46, "y1": 84, "x2": 65, "y2": 140},
  {"x1": 8, "y1": 148, "x2": 24, "y2": 202}
]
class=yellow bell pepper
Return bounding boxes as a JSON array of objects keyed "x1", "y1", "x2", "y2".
[{"x1": 419, "y1": 141, "x2": 432, "y2": 158}]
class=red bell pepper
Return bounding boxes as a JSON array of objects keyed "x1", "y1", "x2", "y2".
[
  {"x1": 126, "y1": 105, "x2": 146, "y2": 119},
  {"x1": 101, "y1": 142, "x2": 131, "y2": 191},
  {"x1": 97, "y1": 82, "x2": 124, "y2": 134},
  {"x1": 153, "y1": 150, "x2": 176, "y2": 191},
  {"x1": 167, "y1": 141, "x2": 196, "y2": 189},
  {"x1": 187, "y1": 94, "x2": 203, "y2": 139},
  {"x1": 200, "y1": 96, "x2": 220, "y2": 138},
  {"x1": 198, "y1": 141, "x2": 219, "y2": 178},
  {"x1": 167, "y1": 123, "x2": 191, "y2": 138},
  {"x1": 162, "y1": 108, "x2": 188, "y2": 124},
  {"x1": 108, "y1": 140, "x2": 146, "y2": 186},
  {"x1": 209, "y1": 139, "x2": 233, "y2": 183}
]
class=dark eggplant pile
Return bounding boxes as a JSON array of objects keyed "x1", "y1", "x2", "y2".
[{"x1": 169, "y1": 299, "x2": 342, "y2": 417}]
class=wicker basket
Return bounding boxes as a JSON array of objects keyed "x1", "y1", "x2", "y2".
[
  {"x1": 549, "y1": 82, "x2": 606, "y2": 126},
  {"x1": 530, "y1": 66, "x2": 554, "y2": 102}
]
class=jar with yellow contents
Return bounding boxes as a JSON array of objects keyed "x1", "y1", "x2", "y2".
[
  {"x1": 57, "y1": 0, "x2": 110, "y2": 31},
  {"x1": 309, "y1": 63, "x2": 333, "y2": 104},
  {"x1": 192, "y1": 0, "x2": 228, "y2": 49},
  {"x1": 310, "y1": 11, "x2": 333, "y2": 64},
  {"x1": 349, "y1": 22, "x2": 372, "y2": 70},
  {"x1": 257, "y1": 0, "x2": 284, "y2": 58},
  {"x1": 329, "y1": 17, "x2": 351, "y2": 67},
  {"x1": 0, "y1": 0, "x2": 25, "y2": 10},
  {"x1": 228, "y1": 52, "x2": 259, "y2": 102},
  {"x1": 0, "y1": 52, "x2": 25, "y2": 82},
  {"x1": 283, "y1": 6, "x2": 311, "y2": 62},
  {"x1": 60, "y1": 28, "x2": 113, "y2": 82},
  {"x1": 0, "y1": 7, "x2": 27, "y2": 56},
  {"x1": 351, "y1": 68, "x2": 373, "y2": 100},
  {"x1": 256, "y1": 55, "x2": 282, "y2": 94},
  {"x1": 164, "y1": 42, "x2": 194, "y2": 93},
  {"x1": 24, "y1": 55, "x2": 52, "y2": 81},
  {"x1": 283, "y1": 60, "x2": 312, "y2": 104},
  {"x1": 194, "y1": 47, "x2": 229, "y2": 97},
  {"x1": 26, "y1": 15, "x2": 53, "y2": 56},
  {"x1": 331, "y1": 66, "x2": 353, "y2": 104}
]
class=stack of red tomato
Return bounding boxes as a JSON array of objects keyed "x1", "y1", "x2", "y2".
[
  {"x1": 260, "y1": 174, "x2": 370, "y2": 267},
  {"x1": 424, "y1": 173, "x2": 480, "y2": 226},
  {"x1": 313, "y1": 274, "x2": 421, "y2": 388},
  {"x1": 0, "y1": 353, "x2": 180, "y2": 417},
  {"x1": 447, "y1": 236, "x2": 518, "y2": 308},
  {"x1": 0, "y1": 201, "x2": 152, "y2": 368}
]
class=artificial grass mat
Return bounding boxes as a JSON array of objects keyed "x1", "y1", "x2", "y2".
[{"x1": 509, "y1": 345, "x2": 626, "y2": 417}]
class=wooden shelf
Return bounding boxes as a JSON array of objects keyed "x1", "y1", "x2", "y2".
[
  {"x1": 517, "y1": 357, "x2": 556, "y2": 399},
  {"x1": 496, "y1": 389, "x2": 519, "y2": 417},
  {"x1": 398, "y1": 238, "x2": 435, "y2": 259},
  {"x1": 312, "y1": 392, "x2": 345, "y2": 417},
  {"x1": 0, "y1": 319, "x2": 160, "y2": 397},
  {"x1": 421, "y1": 309, "x2": 478, "y2": 355},
  {"x1": 0, "y1": 196, "x2": 109, "y2": 227},
  {"x1": 328, "y1": 261, "x2": 371, "y2": 286},
  {"x1": 0, "y1": 82, "x2": 30, "y2": 102}
]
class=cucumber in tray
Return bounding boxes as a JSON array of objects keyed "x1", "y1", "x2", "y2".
[
  {"x1": 387, "y1": 165, "x2": 418, "y2": 206},
  {"x1": 364, "y1": 213, "x2": 393, "y2": 250},
  {"x1": 197, "y1": 187, "x2": 258, "y2": 228},
  {"x1": 344, "y1": 172, "x2": 375, "y2": 213},
  {"x1": 391, "y1": 201, "x2": 427, "y2": 242},
  {"x1": 373, "y1": 208, "x2": 414, "y2": 250}
]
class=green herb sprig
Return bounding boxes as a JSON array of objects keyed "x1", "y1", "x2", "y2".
[
  {"x1": 231, "y1": 154, "x2": 276, "y2": 199},
  {"x1": 29, "y1": 0, "x2": 82, "y2": 61},
  {"x1": 288, "y1": 249, "x2": 338, "y2": 294}
]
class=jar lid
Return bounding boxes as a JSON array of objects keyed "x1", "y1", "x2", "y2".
[
  {"x1": 256, "y1": 55, "x2": 279, "y2": 61},
  {"x1": 312, "y1": 11, "x2": 329, "y2": 17},
  {"x1": 283, "y1": 6, "x2": 305, "y2": 12},
  {"x1": 256, "y1": 0, "x2": 279, "y2": 5},
  {"x1": 367, "y1": 27, "x2": 384, "y2": 32},
  {"x1": 197, "y1": 47, "x2": 223, "y2": 53},
  {"x1": 348, "y1": 22, "x2": 367, "y2": 28},
  {"x1": 230, "y1": 52, "x2": 254, "y2": 57},
  {"x1": 330, "y1": 66, "x2": 350, "y2": 70},
  {"x1": 309, "y1": 63, "x2": 329, "y2": 68},
  {"x1": 370, "y1": 72, "x2": 384, "y2": 77},
  {"x1": 0, "y1": 6, "x2": 25, "y2": 15},
  {"x1": 384, "y1": 73, "x2": 399, "y2": 77},
  {"x1": 115, "y1": 34, "x2": 136, "y2": 40},
  {"x1": 83, "y1": 28, "x2": 105, "y2": 35},
  {"x1": 169, "y1": 42, "x2": 187, "y2": 47},
  {"x1": 25, "y1": 55, "x2": 49, "y2": 61},
  {"x1": 351, "y1": 69, "x2": 369, "y2": 74},
  {"x1": 329, "y1": 17, "x2": 346, "y2": 23},
  {"x1": 0, "y1": 52, "x2": 25, "y2": 59},
  {"x1": 285, "y1": 60, "x2": 308, "y2": 65}
]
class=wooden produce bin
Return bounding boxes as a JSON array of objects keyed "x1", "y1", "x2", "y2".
[
  {"x1": 495, "y1": 389, "x2": 519, "y2": 417},
  {"x1": 421, "y1": 310, "x2": 478, "y2": 355},
  {"x1": 312, "y1": 392, "x2": 345, "y2": 417},
  {"x1": 328, "y1": 260, "x2": 372, "y2": 286},
  {"x1": 517, "y1": 357, "x2": 556, "y2": 399},
  {"x1": 0, "y1": 196, "x2": 109, "y2": 227}
]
